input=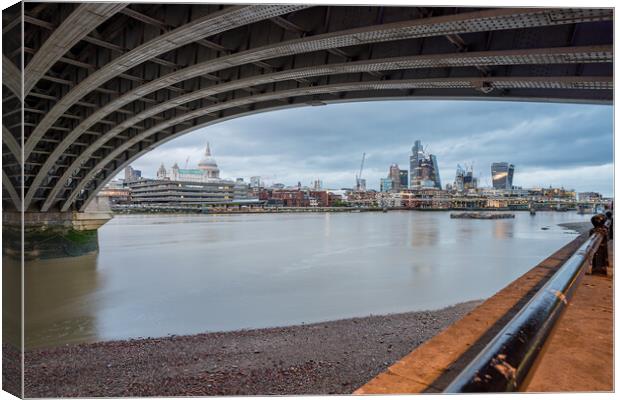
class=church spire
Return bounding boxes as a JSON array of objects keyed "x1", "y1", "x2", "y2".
[{"x1": 205, "y1": 142, "x2": 211, "y2": 156}]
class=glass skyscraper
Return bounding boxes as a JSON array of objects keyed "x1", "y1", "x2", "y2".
[
  {"x1": 380, "y1": 178, "x2": 393, "y2": 192},
  {"x1": 409, "y1": 140, "x2": 441, "y2": 190},
  {"x1": 491, "y1": 162, "x2": 515, "y2": 189},
  {"x1": 399, "y1": 170, "x2": 408, "y2": 188},
  {"x1": 410, "y1": 140, "x2": 423, "y2": 188}
]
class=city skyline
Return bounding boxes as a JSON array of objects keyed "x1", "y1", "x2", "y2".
[{"x1": 124, "y1": 100, "x2": 613, "y2": 196}]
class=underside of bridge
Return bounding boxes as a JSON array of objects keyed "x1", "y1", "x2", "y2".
[{"x1": 1, "y1": 3, "x2": 614, "y2": 215}]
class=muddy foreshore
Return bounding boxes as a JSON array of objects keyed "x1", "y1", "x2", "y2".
[
  {"x1": 558, "y1": 221, "x2": 592, "y2": 235},
  {"x1": 22, "y1": 300, "x2": 481, "y2": 397}
]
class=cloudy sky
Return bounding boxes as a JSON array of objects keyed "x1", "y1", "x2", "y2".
[{"x1": 127, "y1": 100, "x2": 614, "y2": 196}]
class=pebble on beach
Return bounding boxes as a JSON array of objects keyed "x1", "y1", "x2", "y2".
[{"x1": 22, "y1": 300, "x2": 481, "y2": 397}]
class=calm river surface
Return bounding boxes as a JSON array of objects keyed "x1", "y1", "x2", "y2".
[{"x1": 18, "y1": 211, "x2": 590, "y2": 348}]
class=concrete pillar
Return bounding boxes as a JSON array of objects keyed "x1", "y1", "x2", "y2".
[{"x1": 3, "y1": 198, "x2": 112, "y2": 260}]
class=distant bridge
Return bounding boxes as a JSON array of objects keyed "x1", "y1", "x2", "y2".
[{"x1": 2, "y1": 4, "x2": 613, "y2": 214}]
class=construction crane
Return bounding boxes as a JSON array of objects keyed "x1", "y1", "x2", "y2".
[{"x1": 355, "y1": 152, "x2": 366, "y2": 191}]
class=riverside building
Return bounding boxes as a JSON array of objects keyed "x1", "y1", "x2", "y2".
[
  {"x1": 578, "y1": 192, "x2": 603, "y2": 202},
  {"x1": 233, "y1": 178, "x2": 252, "y2": 200},
  {"x1": 127, "y1": 179, "x2": 235, "y2": 206},
  {"x1": 125, "y1": 142, "x2": 249, "y2": 208}
]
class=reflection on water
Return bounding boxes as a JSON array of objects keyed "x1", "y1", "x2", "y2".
[
  {"x1": 493, "y1": 219, "x2": 515, "y2": 239},
  {"x1": 24, "y1": 254, "x2": 100, "y2": 348},
  {"x1": 410, "y1": 215, "x2": 439, "y2": 247},
  {"x1": 3, "y1": 257, "x2": 22, "y2": 347},
  {"x1": 23, "y1": 211, "x2": 590, "y2": 349}
]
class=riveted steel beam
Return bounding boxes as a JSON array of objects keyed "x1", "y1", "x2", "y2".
[
  {"x1": 39, "y1": 44, "x2": 613, "y2": 211},
  {"x1": 2, "y1": 17, "x2": 20, "y2": 35},
  {"x1": 24, "y1": 3, "x2": 128, "y2": 95},
  {"x1": 26, "y1": 7, "x2": 614, "y2": 165},
  {"x1": 23, "y1": 4, "x2": 309, "y2": 161},
  {"x1": 24, "y1": 7, "x2": 614, "y2": 211},
  {"x1": 26, "y1": 17, "x2": 181, "y2": 69},
  {"x1": 270, "y1": 16, "x2": 307, "y2": 33},
  {"x1": 3, "y1": 124, "x2": 21, "y2": 166},
  {"x1": 2, "y1": 170, "x2": 21, "y2": 211},
  {"x1": 9, "y1": 5, "x2": 614, "y2": 212},
  {"x1": 59, "y1": 75, "x2": 611, "y2": 212},
  {"x1": 120, "y1": 7, "x2": 168, "y2": 29},
  {"x1": 2, "y1": 55, "x2": 21, "y2": 101},
  {"x1": 75, "y1": 86, "x2": 612, "y2": 213}
]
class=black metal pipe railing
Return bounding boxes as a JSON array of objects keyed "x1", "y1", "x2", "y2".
[{"x1": 443, "y1": 213, "x2": 612, "y2": 393}]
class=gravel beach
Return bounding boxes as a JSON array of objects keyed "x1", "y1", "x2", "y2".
[{"x1": 23, "y1": 300, "x2": 481, "y2": 397}]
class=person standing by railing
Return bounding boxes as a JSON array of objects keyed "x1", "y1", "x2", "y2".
[
  {"x1": 605, "y1": 208, "x2": 613, "y2": 240},
  {"x1": 590, "y1": 214, "x2": 611, "y2": 275}
]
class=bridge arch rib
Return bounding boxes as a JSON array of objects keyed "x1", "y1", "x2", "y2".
[
  {"x1": 71, "y1": 77, "x2": 611, "y2": 213},
  {"x1": 39, "y1": 45, "x2": 614, "y2": 212},
  {"x1": 2, "y1": 51, "x2": 22, "y2": 211},
  {"x1": 3, "y1": 4, "x2": 613, "y2": 212}
]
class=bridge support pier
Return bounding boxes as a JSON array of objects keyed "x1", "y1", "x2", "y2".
[{"x1": 3, "y1": 207, "x2": 112, "y2": 260}]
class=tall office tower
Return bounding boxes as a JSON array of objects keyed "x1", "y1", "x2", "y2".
[
  {"x1": 409, "y1": 140, "x2": 423, "y2": 188},
  {"x1": 124, "y1": 166, "x2": 133, "y2": 182},
  {"x1": 430, "y1": 154, "x2": 442, "y2": 189},
  {"x1": 456, "y1": 164, "x2": 477, "y2": 190},
  {"x1": 389, "y1": 163, "x2": 401, "y2": 191},
  {"x1": 463, "y1": 169, "x2": 477, "y2": 190},
  {"x1": 380, "y1": 177, "x2": 393, "y2": 193},
  {"x1": 410, "y1": 140, "x2": 441, "y2": 190},
  {"x1": 455, "y1": 165, "x2": 465, "y2": 192},
  {"x1": 250, "y1": 176, "x2": 262, "y2": 188},
  {"x1": 124, "y1": 165, "x2": 141, "y2": 182},
  {"x1": 491, "y1": 162, "x2": 515, "y2": 189},
  {"x1": 356, "y1": 178, "x2": 366, "y2": 192},
  {"x1": 399, "y1": 169, "x2": 408, "y2": 188}
]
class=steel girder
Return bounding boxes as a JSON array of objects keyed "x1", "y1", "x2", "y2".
[{"x1": 1, "y1": 4, "x2": 613, "y2": 212}]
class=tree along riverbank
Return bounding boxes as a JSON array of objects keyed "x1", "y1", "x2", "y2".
[{"x1": 24, "y1": 300, "x2": 481, "y2": 397}]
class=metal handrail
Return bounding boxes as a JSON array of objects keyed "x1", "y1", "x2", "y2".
[{"x1": 443, "y1": 214, "x2": 611, "y2": 392}]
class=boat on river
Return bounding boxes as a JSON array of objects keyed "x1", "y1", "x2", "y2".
[{"x1": 450, "y1": 212, "x2": 515, "y2": 220}]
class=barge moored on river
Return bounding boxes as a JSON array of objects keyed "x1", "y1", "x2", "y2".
[{"x1": 450, "y1": 212, "x2": 515, "y2": 219}]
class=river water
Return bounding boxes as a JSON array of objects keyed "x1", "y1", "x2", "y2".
[{"x1": 14, "y1": 211, "x2": 591, "y2": 349}]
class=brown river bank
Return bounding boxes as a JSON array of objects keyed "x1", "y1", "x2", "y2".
[{"x1": 22, "y1": 300, "x2": 481, "y2": 397}]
